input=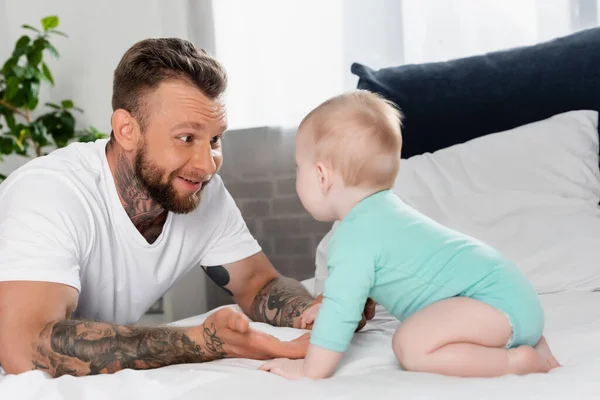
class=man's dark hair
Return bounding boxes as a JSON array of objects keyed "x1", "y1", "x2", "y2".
[{"x1": 111, "y1": 38, "x2": 227, "y2": 133}]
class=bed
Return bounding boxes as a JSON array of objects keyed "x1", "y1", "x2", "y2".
[
  {"x1": 1, "y1": 281, "x2": 600, "y2": 399},
  {"x1": 2, "y1": 24, "x2": 600, "y2": 400}
]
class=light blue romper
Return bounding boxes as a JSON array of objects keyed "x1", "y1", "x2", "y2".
[{"x1": 310, "y1": 190, "x2": 544, "y2": 353}]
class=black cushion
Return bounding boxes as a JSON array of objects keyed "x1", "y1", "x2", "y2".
[{"x1": 351, "y1": 27, "x2": 600, "y2": 159}]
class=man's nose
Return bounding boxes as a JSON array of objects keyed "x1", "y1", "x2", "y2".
[{"x1": 191, "y1": 141, "x2": 217, "y2": 175}]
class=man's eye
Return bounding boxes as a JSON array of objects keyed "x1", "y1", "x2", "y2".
[
  {"x1": 211, "y1": 135, "x2": 222, "y2": 145},
  {"x1": 179, "y1": 135, "x2": 192, "y2": 143}
]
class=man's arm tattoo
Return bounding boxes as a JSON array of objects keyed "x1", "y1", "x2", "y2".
[
  {"x1": 31, "y1": 319, "x2": 225, "y2": 377},
  {"x1": 249, "y1": 276, "x2": 314, "y2": 327},
  {"x1": 201, "y1": 265, "x2": 234, "y2": 296}
]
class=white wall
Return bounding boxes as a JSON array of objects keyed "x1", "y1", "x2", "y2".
[{"x1": 0, "y1": 0, "x2": 213, "y2": 320}]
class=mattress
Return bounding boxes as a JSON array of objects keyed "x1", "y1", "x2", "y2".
[{"x1": 1, "y1": 279, "x2": 599, "y2": 399}]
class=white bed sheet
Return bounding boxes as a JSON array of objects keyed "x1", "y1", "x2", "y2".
[{"x1": 2, "y1": 279, "x2": 600, "y2": 400}]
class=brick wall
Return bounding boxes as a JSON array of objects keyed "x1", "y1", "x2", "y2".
[{"x1": 204, "y1": 126, "x2": 332, "y2": 309}]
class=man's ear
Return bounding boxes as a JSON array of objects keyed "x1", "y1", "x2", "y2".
[
  {"x1": 111, "y1": 109, "x2": 141, "y2": 152},
  {"x1": 316, "y1": 162, "x2": 333, "y2": 194}
]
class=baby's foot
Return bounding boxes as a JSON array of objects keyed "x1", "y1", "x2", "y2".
[
  {"x1": 534, "y1": 336, "x2": 561, "y2": 370},
  {"x1": 507, "y1": 344, "x2": 556, "y2": 375}
]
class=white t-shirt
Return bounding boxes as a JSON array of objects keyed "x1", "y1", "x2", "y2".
[{"x1": 0, "y1": 139, "x2": 261, "y2": 324}]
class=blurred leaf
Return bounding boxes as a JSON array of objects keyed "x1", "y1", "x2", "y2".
[
  {"x1": 4, "y1": 76, "x2": 21, "y2": 101},
  {"x1": 21, "y1": 24, "x2": 41, "y2": 34},
  {"x1": 13, "y1": 35, "x2": 31, "y2": 58},
  {"x1": 76, "y1": 132, "x2": 98, "y2": 143},
  {"x1": 10, "y1": 124, "x2": 29, "y2": 151},
  {"x1": 77, "y1": 126, "x2": 107, "y2": 143},
  {"x1": 41, "y1": 16, "x2": 59, "y2": 31},
  {"x1": 41, "y1": 62, "x2": 54, "y2": 85},
  {"x1": 1, "y1": 56, "x2": 18, "y2": 76},
  {"x1": 26, "y1": 81, "x2": 40, "y2": 110},
  {"x1": 1, "y1": 109, "x2": 17, "y2": 131},
  {"x1": 0, "y1": 173, "x2": 6, "y2": 182},
  {"x1": 37, "y1": 110, "x2": 76, "y2": 148},
  {"x1": 16, "y1": 35, "x2": 30, "y2": 49},
  {"x1": 30, "y1": 121, "x2": 49, "y2": 147},
  {"x1": 48, "y1": 29, "x2": 68, "y2": 38},
  {"x1": 10, "y1": 92, "x2": 27, "y2": 108},
  {"x1": 27, "y1": 40, "x2": 44, "y2": 66},
  {"x1": 30, "y1": 67, "x2": 43, "y2": 81},
  {"x1": 45, "y1": 102, "x2": 61, "y2": 110},
  {"x1": 27, "y1": 50, "x2": 43, "y2": 66},
  {"x1": 14, "y1": 143, "x2": 29, "y2": 156},
  {"x1": 11, "y1": 65, "x2": 27, "y2": 78},
  {"x1": 61, "y1": 100, "x2": 74, "y2": 109},
  {"x1": 44, "y1": 41, "x2": 59, "y2": 58},
  {"x1": 72, "y1": 107, "x2": 84, "y2": 113},
  {"x1": 0, "y1": 136, "x2": 14, "y2": 155}
]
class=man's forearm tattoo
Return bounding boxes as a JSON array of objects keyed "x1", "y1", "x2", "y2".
[
  {"x1": 31, "y1": 319, "x2": 226, "y2": 377},
  {"x1": 201, "y1": 265, "x2": 234, "y2": 296},
  {"x1": 249, "y1": 277, "x2": 314, "y2": 327}
]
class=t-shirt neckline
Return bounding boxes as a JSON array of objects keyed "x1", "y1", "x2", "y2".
[{"x1": 97, "y1": 139, "x2": 173, "y2": 248}]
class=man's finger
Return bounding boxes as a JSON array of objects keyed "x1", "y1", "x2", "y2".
[
  {"x1": 355, "y1": 313, "x2": 367, "y2": 332},
  {"x1": 365, "y1": 298, "x2": 376, "y2": 320},
  {"x1": 254, "y1": 331, "x2": 308, "y2": 359}
]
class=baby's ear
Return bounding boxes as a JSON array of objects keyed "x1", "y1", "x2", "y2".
[{"x1": 316, "y1": 162, "x2": 333, "y2": 193}]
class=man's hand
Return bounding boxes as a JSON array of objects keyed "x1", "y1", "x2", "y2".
[
  {"x1": 295, "y1": 295, "x2": 377, "y2": 331},
  {"x1": 196, "y1": 307, "x2": 309, "y2": 360}
]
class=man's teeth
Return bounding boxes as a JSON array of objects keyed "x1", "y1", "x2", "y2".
[{"x1": 182, "y1": 177, "x2": 199, "y2": 184}]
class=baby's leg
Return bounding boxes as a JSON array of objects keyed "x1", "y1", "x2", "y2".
[{"x1": 392, "y1": 297, "x2": 559, "y2": 377}]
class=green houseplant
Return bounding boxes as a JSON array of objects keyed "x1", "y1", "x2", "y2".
[{"x1": 0, "y1": 15, "x2": 106, "y2": 182}]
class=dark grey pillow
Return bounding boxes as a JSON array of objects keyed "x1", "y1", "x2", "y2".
[{"x1": 352, "y1": 27, "x2": 600, "y2": 159}]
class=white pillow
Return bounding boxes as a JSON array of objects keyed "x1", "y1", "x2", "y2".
[{"x1": 315, "y1": 110, "x2": 600, "y2": 295}]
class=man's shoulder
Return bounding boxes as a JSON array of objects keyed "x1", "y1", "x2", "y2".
[
  {"x1": 34, "y1": 139, "x2": 104, "y2": 174},
  {"x1": 0, "y1": 140, "x2": 107, "y2": 205}
]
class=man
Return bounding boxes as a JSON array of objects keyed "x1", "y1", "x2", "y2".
[{"x1": 0, "y1": 38, "x2": 374, "y2": 377}]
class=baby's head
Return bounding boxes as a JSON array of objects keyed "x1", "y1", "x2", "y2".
[{"x1": 295, "y1": 89, "x2": 402, "y2": 221}]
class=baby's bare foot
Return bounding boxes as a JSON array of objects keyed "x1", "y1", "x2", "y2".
[
  {"x1": 534, "y1": 336, "x2": 561, "y2": 370},
  {"x1": 508, "y1": 346, "x2": 551, "y2": 375}
]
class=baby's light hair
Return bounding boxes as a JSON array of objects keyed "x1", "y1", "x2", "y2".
[{"x1": 298, "y1": 90, "x2": 403, "y2": 188}]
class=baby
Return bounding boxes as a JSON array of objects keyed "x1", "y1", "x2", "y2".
[{"x1": 259, "y1": 89, "x2": 561, "y2": 380}]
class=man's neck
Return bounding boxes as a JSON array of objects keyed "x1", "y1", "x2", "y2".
[{"x1": 105, "y1": 140, "x2": 167, "y2": 244}]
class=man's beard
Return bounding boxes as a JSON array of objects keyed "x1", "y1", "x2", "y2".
[{"x1": 133, "y1": 143, "x2": 210, "y2": 214}]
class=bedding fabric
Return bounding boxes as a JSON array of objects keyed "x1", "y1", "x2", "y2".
[{"x1": 1, "y1": 279, "x2": 599, "y2": 400}]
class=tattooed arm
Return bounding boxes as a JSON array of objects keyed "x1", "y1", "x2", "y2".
[
  {"x1": 30, "y1": 318, "x2": 226, "y2": 377},
  {"x1": 0, "y1": 281, "x2": 218, "y2": 376},
  {"x1": 207, "y1": 251, "x2": 376, "y2": 330},
  {"x1": 248, "y1": 276, "x2": 315, "y2": 328},
  {"x1": 0, "y1": 280, "x2": 307, "y2": 377},
  {"x1": 205, "y1": 251, "x2": 315, "y2": 328}
]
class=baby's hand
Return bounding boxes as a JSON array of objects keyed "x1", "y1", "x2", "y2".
[
  {"x1": 300, "y1": 303, "x2": 321, "y2": 330},
  {"x1": 259, "y1": 358, "x2": 306, "y2": 380}
]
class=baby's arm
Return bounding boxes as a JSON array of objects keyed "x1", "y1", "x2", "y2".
[
  {"x1": 261, "y1": 228, "x2": 375, "y2": 379},
  {"x1": 303, "y1": 343, "x2": 344, "y2": 378}
]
